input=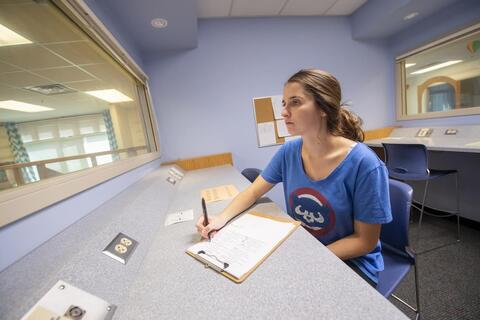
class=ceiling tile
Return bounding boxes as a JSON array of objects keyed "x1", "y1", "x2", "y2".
[
  {"x1": 63, "y1": 80, "x2": 107, "y2": 92},
  {"x1": 281, "y1": 0, "x2": 337, "y2": 16},
  {"x1": 325, "y1": 0, "x2": 367, "y2": 16},
  {"x1": 45, "y1": 41, "x2": 109, "y2": 66},
  {"x1": 198, "y1": 0, "x2": 232, "y2": 18},
  {"x1": 231, "y1": 0, "x2": 286, "y2": 17},
  {"x1": 0, "y1": 1, "x2": 87, "y2": 44},
  {"x1": 33, "y1": 66, "x2": 95, "y2": 83},
  {"x1": 0, "y1": 71, "x2": 52, "y2": 88},
  {"x1": 0, "y1": 45, "x2": 71, "y2": 70},
  {"x1": 81, "y1": 64, "x2": 131, "y2": 86},
  {"x1": 0, "y1": 61, "x2": 20, "y2": 73}
]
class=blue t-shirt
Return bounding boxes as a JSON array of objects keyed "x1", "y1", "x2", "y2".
[{"x1": 261, "y1": 138, "x2": 392, "y2": 283}]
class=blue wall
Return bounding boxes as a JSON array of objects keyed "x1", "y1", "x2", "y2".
[{"x1": 145, "y1": 17, "x2": 393, "y2": 208}]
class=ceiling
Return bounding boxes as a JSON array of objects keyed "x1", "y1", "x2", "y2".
[
  {"x1": 197, "y1": 0, "x2": 368, "y2": 18},
  {"x1": 88, "y1": 0, "x2": 467, "y2": 55},
  {"x1": 0, "y1": 0, "x2": 139, "y2": 123},
  {"x1": 88, "y1": 0, "x2": 368, "y2": 55}
]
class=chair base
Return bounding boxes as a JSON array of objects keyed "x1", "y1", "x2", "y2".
[{"x1": 411, "y1": 201, "x2": 461, "y2": 255}]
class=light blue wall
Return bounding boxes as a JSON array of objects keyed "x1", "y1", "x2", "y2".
[
  {"x1": 389, "y1": 0, "x2": 480, "y2": 127},
  {"x1": 144, "y1": 17, "x2": 393, "y2": 209}
]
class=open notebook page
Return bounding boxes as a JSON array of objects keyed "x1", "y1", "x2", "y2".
[{"x1": 187, "y1": 213, "x2": 296, "y2": 279}]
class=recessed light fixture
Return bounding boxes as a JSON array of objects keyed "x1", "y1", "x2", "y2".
[
  {"x1": 24, "y1": 84, "x2": 76, "y2": 95},
  {"x1": 404, "y1": 12, "x2": 419, "y2": 20},
  {"x1": 0, "y1": 100, "x2": 53, "y2": 113},
  {"x1": 410, "y1": 60, "x2": 462, "y2": 75},
  {"x1": 0, "y1": 23, "x2": 32, "y2": 47},
  {"x1": 405, "y1": 63, "x2": 416, "y2": 68},
  {"x1": 151, "y1": 18, "x2": 168, "y2": 29},
  {"x1": 84, "y1": 89, "x2": 133, "y2": 103}
]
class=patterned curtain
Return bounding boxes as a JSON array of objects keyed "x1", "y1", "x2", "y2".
[
  {"x1": 102, "y1": 110, "x2": 119, "y2": 160},
  {"x1": 3, "y1": 122, "x2": 37, "y2": 183}
]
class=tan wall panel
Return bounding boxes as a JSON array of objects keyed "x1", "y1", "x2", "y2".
[
  {"x1": 162, "y1": 153, "x2": 233, "y2": 171},
  {"x1": 364, "y1": 126, "x2": 397, "y2": 141}
]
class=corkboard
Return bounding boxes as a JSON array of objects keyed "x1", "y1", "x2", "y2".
[{"x1": 252, "y1": 96, "x2": 285, "y2": 147}]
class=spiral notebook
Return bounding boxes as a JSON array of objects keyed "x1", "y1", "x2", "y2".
[{"x1": 186, "y1": 211, "x2": 300, "y2": 283}]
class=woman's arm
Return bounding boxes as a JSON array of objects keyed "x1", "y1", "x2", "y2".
[
  {"x1": 326, "y1": 220, "x2": 381, "y2": 260},
  {"x1": 196, "y1": 176, "x2": 274, "y2": 238}
]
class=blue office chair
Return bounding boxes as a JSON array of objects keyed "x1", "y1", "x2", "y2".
[
  {"x1": 241, "y1": 168, "x2": 261, "y2": 183},
  {"x1": 382, "y1": 143, "x2": 460, "y2": 247},
  {"x1": 377, "y1": 179, "x2": 420, "y2": 320}
]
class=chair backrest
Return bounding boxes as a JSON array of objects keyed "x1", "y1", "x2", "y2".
[
  {"x1": 382, "y1": 143, "x2": 429, "y2": 178},
  {"x1": 380, "y1": 179, "x2": 413, "y2": 255},
  {"x1": 241, "y1": 168, "x2": 261, "y2": 183}
]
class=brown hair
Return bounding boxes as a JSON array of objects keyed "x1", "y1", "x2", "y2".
[{"x1": 287, "y1": 69, "x2": 364, "y2": 142}]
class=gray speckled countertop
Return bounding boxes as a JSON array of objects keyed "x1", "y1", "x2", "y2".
[{"x1": 0, "y1": 165, "x2": 408, "y2": 320}]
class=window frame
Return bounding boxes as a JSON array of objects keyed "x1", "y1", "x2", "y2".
[
  {"x1": 396, "y1": 22, "x2": 480, "y2": 121},
  {"x1": 0, "y1": 0, "x2": 161, "y2": 227}
]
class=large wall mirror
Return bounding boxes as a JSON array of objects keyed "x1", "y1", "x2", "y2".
[
  {"x1": 0, "y1": 0, "x2": 159, "y2": 226},
  {"x1": 396, "y1": 23, "x2": 480, "y2": 120}
]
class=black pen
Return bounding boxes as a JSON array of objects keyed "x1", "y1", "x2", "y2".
[{"x1": 201, "y1": 197, "x2": 210, "y2": 240}]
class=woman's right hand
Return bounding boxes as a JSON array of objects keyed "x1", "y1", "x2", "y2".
[{"x1": 196, "y1": 214, "x2": 228, "y2": 239}]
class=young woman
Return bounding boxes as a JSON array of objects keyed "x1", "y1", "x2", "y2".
[{"x1": 196, "y1": 69, "x2": 392, "y2": 284}]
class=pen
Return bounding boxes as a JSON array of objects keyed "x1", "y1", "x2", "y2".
[{"x1": 201, "y1": 197, "x2": 210, "y2": 240}]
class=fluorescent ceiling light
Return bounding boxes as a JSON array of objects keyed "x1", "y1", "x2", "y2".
[
  {"x1": 405, "y1": 63, "x2": 416, "y2": 68},
  {"x1": 0, "y1": 100, "x2": 53, "y2": 112},
  {"x1": 0, "y1": 23, "x2": 32, "y2": 47},
  {"x1": 410, "y1": 60, "x2": 463, "y2": 75},
  {"x1": 84, "y1": 89, "x2": 133, "y2": 103}
]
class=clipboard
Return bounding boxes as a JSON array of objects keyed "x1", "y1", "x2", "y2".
[{"x1": 186, "y1": 211, "x2": 300, "y2": 283}]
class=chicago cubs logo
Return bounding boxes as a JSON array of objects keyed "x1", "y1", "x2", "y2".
[{"x1": 289, "y1": 187, "x2": 335, "y2": 237}]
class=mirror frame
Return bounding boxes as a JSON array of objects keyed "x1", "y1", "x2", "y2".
[
  {"x1": 396, "y1": 22, "x2": 480, "y2": 121},
  {"x1": 0, "y1": 0, "x2": 161, "y2": 227}
]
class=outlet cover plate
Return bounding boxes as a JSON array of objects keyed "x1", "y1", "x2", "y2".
[{"x1": 102, "y1": 233, "x2": 138, "y2": 264}]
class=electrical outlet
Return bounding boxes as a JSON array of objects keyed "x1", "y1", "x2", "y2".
[
  {"x1": 416, "y1": 128, "x2": 433, "y2": 137},
  {"x1": 168, "y1": 167, "x2": 184, "y2": 180},
  {"x1": 166, "y1": 176, "x2": 176, "y2": 185},
  {"x1": 102, "y1": 233, "x2": 138, "y2": 264}
]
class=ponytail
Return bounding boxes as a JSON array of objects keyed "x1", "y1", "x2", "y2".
[{"x1": 337, "y1": 107, "x2": 364, "y2": 142}]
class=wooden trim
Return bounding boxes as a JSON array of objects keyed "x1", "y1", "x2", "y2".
[
  {"x1": 364, "y1": 127, "x2": 398, "y2": 141},
  {"x1": 417, "y1": 76, "x2": 461, "y2": 113},
  {"x1": 162, "y1": 153, "x2": 233, "y2": 170},
  {"x1": 0, "y1": 152, "x2": 160, "y2": 228}
]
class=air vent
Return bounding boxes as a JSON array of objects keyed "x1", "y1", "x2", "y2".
[{"x1": 24, "y1": 84, "x2": 76, "y2": 95}]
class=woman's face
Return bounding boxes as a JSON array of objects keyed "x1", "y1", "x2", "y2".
[{"x1": 281, "y1": 82, "x2": 325, "y2": 136}]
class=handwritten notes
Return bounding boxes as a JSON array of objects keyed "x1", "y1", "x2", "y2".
[{"x1": 187, "y1": 212, "x2": 298, "y2": 280}]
